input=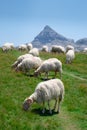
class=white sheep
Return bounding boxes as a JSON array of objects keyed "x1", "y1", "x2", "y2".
[
  {"x1": 12, "y1": 54, "x2": 33, "y2": 68},
  {"x1": 66, "y1": 45, "x2": 74, "y2": 52},
  {"x1": 34, "y1": 58, "x2": 62, "y2": 79},
  {"x1": 15, "y1": 56, "x2": 42, "y2": 75},
  {"x1": 29, "y1": 48, "x2": 39, "y2": 56},
  {"x1": 83, "y1": 47, "x2": 87, "y2": 53},
  {"x1": 23, "y1": 78, "x2": 64, "y2": 114},
  {"x1": 18, "y1": 44, "x2": 28, "y2": 51},
  {"x1": 2, "y1": 45, "x2": 11, "y2": 52},
  {"x1": 26, "y1": 43, "x2": 33, "y2": 51},
  {"x1": 51, "y1": 45, "x2": 65, "y2": 53},
  {"x1": 2, "y1": 42, "x2": 14, "y2": 52},
  {"x1": 41, "y1": 45, "x2": 48, "y2": 52},
  {"x1": 66, "y1": 50, "x2": 75, "y2": 64}
]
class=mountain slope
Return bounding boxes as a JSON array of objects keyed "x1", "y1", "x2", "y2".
[
  {"x1": 32, "y1": 25, "x2": 74, "y2": 48},
  {"x1": 76, "y1": 38, "x2": 87, "y2": 45},
  {"x1": 75, "y1": 38, "x2": 87, "y2": 50}
]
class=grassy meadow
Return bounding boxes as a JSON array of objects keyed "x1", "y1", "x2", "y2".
[{"x1": 0, "y1": 49, "x2": 87, "y2": 130}]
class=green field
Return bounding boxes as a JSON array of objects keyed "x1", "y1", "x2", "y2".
[{"x1": 0, "y1": 49, "x2": 87, "y2": 130}]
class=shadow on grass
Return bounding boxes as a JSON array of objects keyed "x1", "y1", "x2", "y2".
[
  {"x1": 31, "y1": 108, "x2": 59, "y2": 116},
  {"x1": 40, "y1": 77, "x2": 51, "y2": 81},
  {"x1": 40, "y1": 77, "x2": 56, "y2": 81}
]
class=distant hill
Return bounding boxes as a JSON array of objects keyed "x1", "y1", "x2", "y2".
[
  {"x1": 76, "y1": 38, "x2": 87, "y2": 45},
  {"x1": 75, "y1": 38, "x2": 87, "y2": 50},
  {"x1": 32, "y1": 25, "x2": 74, "y2": 48}
]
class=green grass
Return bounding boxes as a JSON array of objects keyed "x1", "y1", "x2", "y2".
[{"x1": 0, "y1": 49, "x2": 87, "y2": 130}]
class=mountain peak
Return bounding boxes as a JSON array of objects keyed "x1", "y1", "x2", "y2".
[
  {"x1": 44, "y1": 25, "x2": 52, "y2": 30},
  {"x1": 32, "y1": 25, "x2": 74, "y2": 48},
  {"x1": 43, "y1": 25, "x2": 58, "y2": 34}
]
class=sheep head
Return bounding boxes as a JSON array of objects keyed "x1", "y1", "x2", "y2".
[
  {"x1": 23, "y1": 98, "x2": 33, "y2": 111},
  {"x1": 34, "y1": 71, "x2": 39, "y2": 77}
]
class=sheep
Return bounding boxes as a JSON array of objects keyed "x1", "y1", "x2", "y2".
[
  {"x1": 18, "y1": 44, "x2": 28, "y2": 51},
  {"x1": 2, "y1": 42, "x2": 14, "y2": 52},
  {"x1": 41, "y1": 45, "x2": 48, "y2": 52},
  {"x1": 2, "y1": 45, "x2": 11, "y2": 52},
  {"x1": 23, "y1": 78, "x2": 64, "y2": 114},
  {"x1": 66, "y1": 50, "x2": 75, "y2": 64},
  {"x1": 12, "y1": 54, "x2": 33, "y2": 68},
  {"x1": 83, "y1": 47, "x2": 87, "y2": 53},
  {"x1": 29, "y1": 48, "x2": 39, "y2": 56},
  {"x1": 26, "y1": 43, "x2": 33, "y2": 51},
  {"x1": 15, "y1": 56, "x2": 42, "y2": 75},
  {"x1": 66, "y1": 45, "x2": 74, "y2": 52},
  {"x1": 34, "y1": 58, "x2": 62, "y2": 79},
  {"x1": 51, "y1": 45, "x2": 65, "y2": 53}
]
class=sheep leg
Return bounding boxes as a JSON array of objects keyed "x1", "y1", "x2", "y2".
[
  {"x1": 60, "y1": 72, "x2": 62, "y2": 79},
  {"x1": 53, "y1": 99, "x2": 57, "y2": 111},
  {"x1": 45, "y1": 72, "x2": 48, "y2": 79},
  {"x1": 59, "y1": 70, "x2": 62, "y2": 79},
  {"x1": 22, "y1": 65, "x2": 26, "y2": 74},
  {"x1": 54, "y1": 71, "x2": 57, "y2": 78},
  {"x1": 57, "y1": 96, "x2": 62, "y2": 113},
  {"x1": 48, "y1": 101, "x2": 52, "y2": 114},
  {"x1": 57, "y1": 100, "x2": 60, "y2": 113},
  {"x1": 42, "y1": 101, "x2": 46, "y2": 114}
]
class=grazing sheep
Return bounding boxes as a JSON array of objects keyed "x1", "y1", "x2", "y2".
[
  {"x1": 15, "y1": 56, "x2": 42, "y2": 75},
  {"x1": 83, "y1": 48, "x2": 87, "y2": 53},
  {"x1": 18, "y1": 44, "x2": 28, "y2": 51},
  {"x1": 12, "y1": 54, "x2": 33, "y2": 68},
  {"x1": 34, "y1": 58, "x2": 62, "y2": 79},
  {"x1": 26, "y1": 43, "x2": 33, "y2": 51},
  {"x1": 41, "y1": 45, "x2": 48, "y2": 52},
  {"x1": 66, "y1": 50, "x2": 75, "y2": 64},
  {"x1": 2, "y1": 45, "x2": 11, "y2": 52},
  {"x1": 2, "y1": 42, "x2": 14, "y2": 52},
  {"x1": 66, "y1": 45, "x2": 74, "y2": 52},
  {"x1": 23, "y1": 78, "x2": 64, "y2": 114},
  {"x1": 29, "y1": 48, "x2": 39, "y2": 56},
  {"x1": 51, "y1": 45, "x2": 65, "y2": 53}
]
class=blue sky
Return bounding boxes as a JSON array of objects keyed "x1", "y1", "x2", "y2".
[{"x1": 0, "y1": 0, "x2": 87, "y2": 46}]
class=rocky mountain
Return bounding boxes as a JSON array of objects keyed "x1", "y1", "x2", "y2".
[
  {"x1": 75, "y1": 38, "x2": 87, "y2": 50},
  {"x1": 76, "y1": 38, "x2": 87, "y2": 45},
  {"x1": 32, "y1": 25, "x2": 74, "y2": 48}
]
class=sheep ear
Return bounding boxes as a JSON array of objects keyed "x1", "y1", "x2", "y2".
[{"x1": 27, "y1": 99, "x2": 32, "y2": 104}]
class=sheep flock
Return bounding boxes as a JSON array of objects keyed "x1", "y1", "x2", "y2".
[{"x1": 2, "y1": 42, "x2": 82, "y2": 114}]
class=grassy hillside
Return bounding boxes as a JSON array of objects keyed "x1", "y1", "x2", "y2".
[{"x1": 0, "y1": 49, "x2": 87, "y2": 130}]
